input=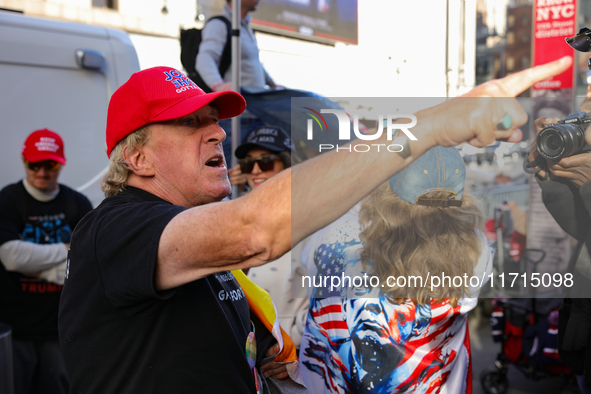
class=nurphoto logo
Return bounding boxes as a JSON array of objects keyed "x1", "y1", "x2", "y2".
[{"x1": 303, "y1": 108, "x2": 418, "y2": 152}]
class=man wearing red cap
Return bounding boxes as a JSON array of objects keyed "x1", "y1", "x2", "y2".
[
  {"x1": 58, "y1": 59, "x2": 571, "y2": 393},
  {"x1": 0, "y1": 129, "x2": 92, "y2": 394}
]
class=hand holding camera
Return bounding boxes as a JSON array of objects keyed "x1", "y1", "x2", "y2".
[
  {"x1": 545, "y1": 149, "x2": 591, "y2": 188},
  {"x1": 528, "y1": 107, "x2": 591, "y2": 188},
  {"x1": 536, "y1": 111, "x2": 591, "y2": 161},
  {"x1": 524, "y1": 28, "x2": 591, "y2": 187}
]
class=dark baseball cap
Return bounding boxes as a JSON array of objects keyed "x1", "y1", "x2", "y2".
[{"x1": 235, "y1": 126, "x2": 291, "y2": 159}]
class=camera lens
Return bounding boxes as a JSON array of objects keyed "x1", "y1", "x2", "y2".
[
  {"x1": 537, "y1": 129, "x2": 565, "y2": 160},
  {"x1": 537, "y1": 123, "x2": 586, "y2": 161},
  {"x1": 546, "y1": 135, "x2": 562, "y2": 150}
]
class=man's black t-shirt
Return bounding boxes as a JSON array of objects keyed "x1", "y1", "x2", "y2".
[
  {"x1": 58, "y1": 187, "x2": 255, "y2": 394},
  {"x1": 0, "y1": 181, "x2": 92, "y2": 340}
]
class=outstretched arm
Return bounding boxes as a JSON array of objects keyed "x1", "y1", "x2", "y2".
[{"x1": 155, "y1": 57, "x2": 573, "y2": 290}]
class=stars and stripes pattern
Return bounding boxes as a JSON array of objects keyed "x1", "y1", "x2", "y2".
[
  {"x1": 299, "y1": 205, "x2": 492, "y2": 393},
  {"x1": 311, "y1": 299, "x2": 349, "y2": 340},
  {"x1": 302, "y1": 296, "x2": 475, "y2": 393}
]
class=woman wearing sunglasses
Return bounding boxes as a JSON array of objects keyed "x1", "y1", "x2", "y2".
[
  {"x1": 230, "y1": 128, "x2": 293, "y2": 192},
  {"x1": 230, "y1": 126, "x2": 310, "y2": 352}
]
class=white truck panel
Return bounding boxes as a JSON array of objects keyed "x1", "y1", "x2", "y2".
[{"x1": 0, "y1": 11, "x2": 140, "y2": 207}]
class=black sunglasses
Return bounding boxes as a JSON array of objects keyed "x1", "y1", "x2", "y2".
[
  {"x1": 25, "y1": 160, "x2": 61, "y2": 172},
  {"x1": 239, "y1": 155, "x2": 277, "y2": 174}
]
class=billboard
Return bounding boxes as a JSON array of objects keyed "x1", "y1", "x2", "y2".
[
  {"x1": 532, "y1": 0, "x2": 576, "y2": 90},
  {"x1": 251, "y1": 0, "x2": 358, "y2": 45}
]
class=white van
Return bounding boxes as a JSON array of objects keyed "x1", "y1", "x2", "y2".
[{"x1": 0, "y1": 10, "x2": 140, "y2": 206}]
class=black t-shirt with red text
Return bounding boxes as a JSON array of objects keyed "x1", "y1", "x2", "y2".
[
  {"x1": 58, "y1": 187, "x2": 255, "y2": 394},
  {"x1": 0, "y1": 181, "x2": 92, "y2": 341}
]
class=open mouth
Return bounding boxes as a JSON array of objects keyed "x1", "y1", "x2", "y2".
[{"x1": 205, "y1": 156, "x2": 224, "y2": 168}]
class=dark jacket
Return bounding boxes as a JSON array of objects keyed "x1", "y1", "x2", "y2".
[{"x1": 538, "y1": 176, "x2": 591, "y2": 385}]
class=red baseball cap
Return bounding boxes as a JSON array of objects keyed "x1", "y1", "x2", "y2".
[
  {"x1": 22, "y1": 129, "x2": 66, "y2": 165},
  {"x1": 106, "y1": 67, "x2": 246, "y2": 157}
]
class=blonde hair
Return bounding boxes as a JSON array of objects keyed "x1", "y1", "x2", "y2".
[
  {"x1": 101, "y1": 127, "x2": 150, "y2": 197},
  {"x1": 358, "y1": 183, "x2": 483, "y2": 306}
]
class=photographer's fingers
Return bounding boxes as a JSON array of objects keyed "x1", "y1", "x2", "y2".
[
  {"x1": 550, "y1": 158, "x2": 574, "y2": 169},
  {"x1": 547, "y1": 153, "x2": 591, "y2": 188},
  {"x1": 547, "y1": 166, "x2": 572, "y2": 177},
  {"x1": 553, "y1": 153, "x2": 591, "y2": 169},
  {"x1": 534, "y1": 118, "x2": 561, "y2": 134},
  {"x1": 547, "y1": 167, "x2": 583, "y2": 187}
]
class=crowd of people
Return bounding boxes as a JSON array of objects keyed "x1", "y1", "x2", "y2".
[{"x1": 0, "y1": 4, "x2": 588, "y2": 393}]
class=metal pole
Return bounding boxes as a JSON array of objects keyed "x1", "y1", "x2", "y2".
[
  {"x1": 445, "y1": 0, "x2": 450, "y2": 98},
  {"x1": 0, "y1": 323, "x2": 14, "y2": 394},
  {"x1": 231, "y1": 0, "x2": 241, "y2": 199}
]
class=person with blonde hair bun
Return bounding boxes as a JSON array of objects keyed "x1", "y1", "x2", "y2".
[{"x1": 299, "y1": 145, "x2": 494, "y2": 394}]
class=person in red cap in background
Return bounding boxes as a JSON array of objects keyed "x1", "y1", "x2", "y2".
[
  {"x1": 0, "y1": 129, "x2": 92, "y2": 394},
  {"x1": 57, "y1": 59, "x2": 570, "y2": 394}
]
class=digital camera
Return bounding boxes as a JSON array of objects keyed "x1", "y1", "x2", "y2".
[{"x1": 536, "y1": 111, "x2": 591, "y2": 161}]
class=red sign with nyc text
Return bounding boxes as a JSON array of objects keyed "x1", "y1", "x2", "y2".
[{"x1": 533, "y1": 0, "x2": 576, "y2": 90}]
